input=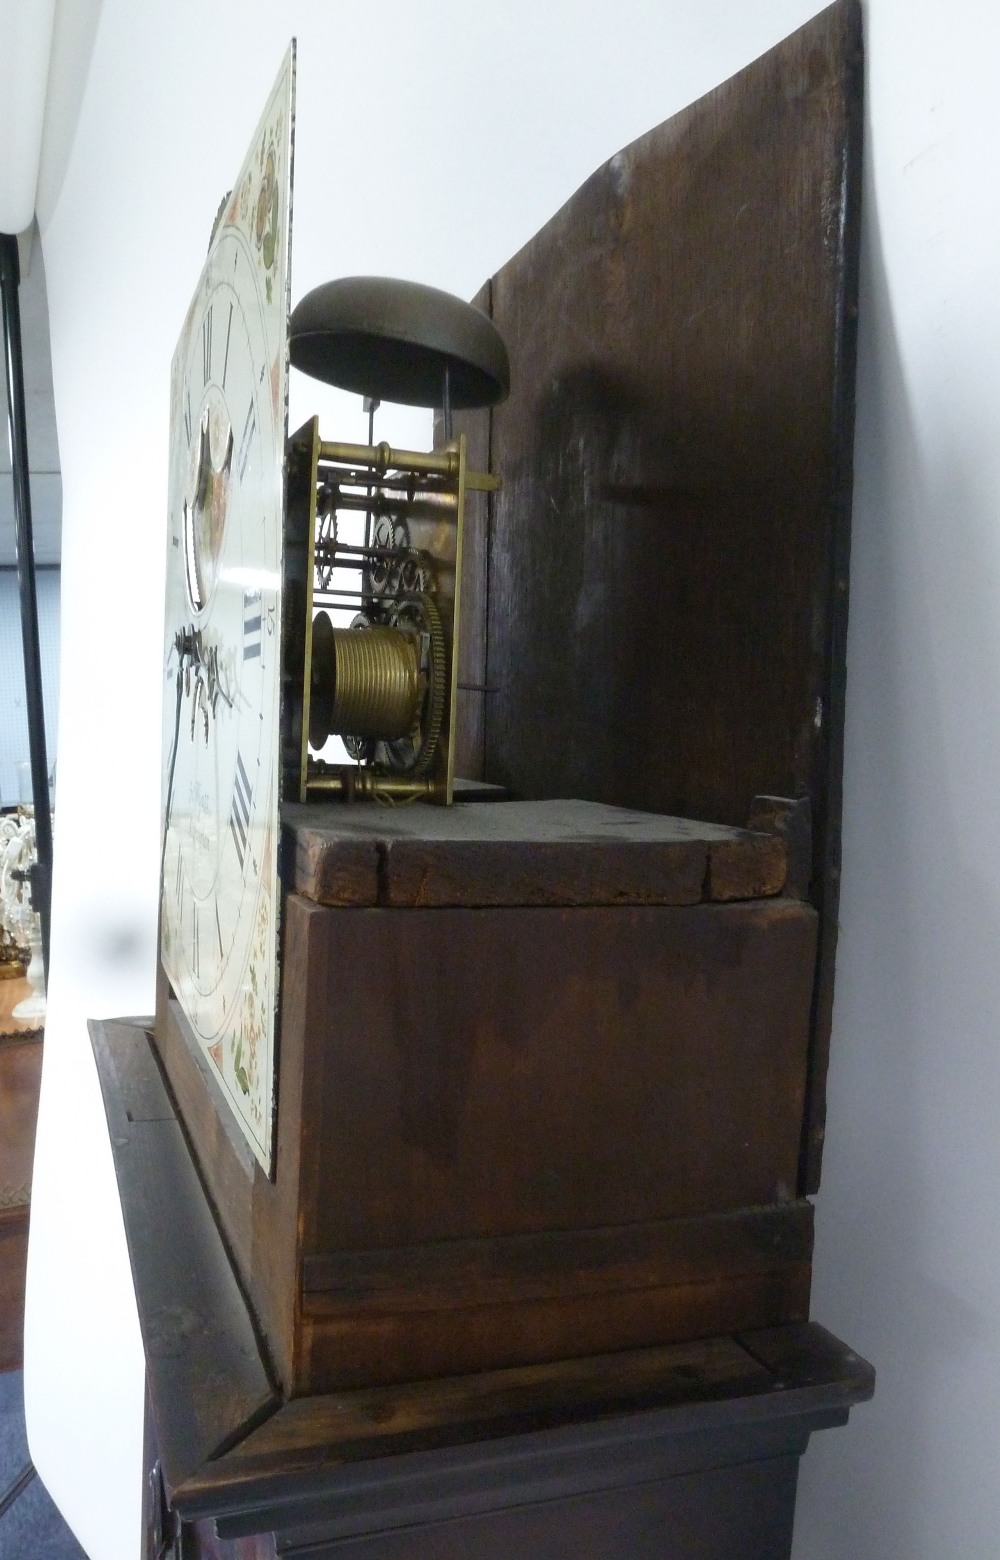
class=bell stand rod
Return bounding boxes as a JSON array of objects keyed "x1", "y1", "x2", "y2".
[
  {"x1": 361, "y1": 394, "x2": 379, "y2": 616},
  {"x1": 0, "y1": 233, "x2": 53, "y2": 979}
]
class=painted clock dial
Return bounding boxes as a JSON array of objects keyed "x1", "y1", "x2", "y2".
[{"x1": 160, "y1": 50, "x2": 294, "y2": 1171}]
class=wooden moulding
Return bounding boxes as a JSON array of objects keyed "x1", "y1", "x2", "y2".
[
  {"x1": 298, "y1": 1261, "x2": 811, "y2": 1393},
  {"x1": 169, "y1": 1322, "x2": 874, "y2": 1537},
  {"x1": 286, "y1": 797, "x2": 787, "y2": 909},
  {"x1": 297, "y1": 1201, "x2": 813, "y2": 1389},
  {"x1": 90, "y1": 1017, "x2": 278, "y2": 1491},
  {"x1": 97, "y1": 1015, "x2": 846, "y2": 1503}
]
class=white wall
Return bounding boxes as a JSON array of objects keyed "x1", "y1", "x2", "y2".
[
  {"x1": 27, "y1": 1, "x2": 998, "y2": 1555},
  {"x1": 793, "y1": 2, "x2": 1000, "y2": 1554}
]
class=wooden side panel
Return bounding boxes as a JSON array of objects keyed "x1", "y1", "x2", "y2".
[
  {"x1": 90, "y1": 1020, "x2": 278, "y2": 1492},
  {"x1": 284, "y1": 893, "x2": 816, "y2": 1387},
  {"x1": 479, "y1": 0, "x2": 862, "y2": 1190},
  {"x1": 301, "y1": 1202, "x2": 813, "y2": 1304},
  {"x1": 302, "y1": 897, "x2": 817, "y2": 1251},
  {"x1": 153, "y1": 890, "x2": 323, "y2": 1391},
  {"x1": 484, "y1": 0, "x2": 859, "y2": 826},
  {"x1": 255, "y1": 1459, "x2": 802, "y2": 1560}
]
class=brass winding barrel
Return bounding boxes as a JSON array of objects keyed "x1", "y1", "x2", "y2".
[{"x1": 310, "y1": 611, "x2": 420, "y2": 748}]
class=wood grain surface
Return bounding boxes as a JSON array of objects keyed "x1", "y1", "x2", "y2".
[
  {"x1": 271, "y1": 892, "x2": 817, "y2": 1386},
  {"x1": 301, "y1": 1201, "x2": 813, "y2": 1306},
  {"x1": 98, "y1": 1023, "x2": 872, "y2": 1555},
  {"x1": 300, "y1": 897, "x2": 817, "y2": 1250},
  {"x1": 466, "y1": 0, "x2": 862, "y2": 1193},
  {"x1": 175, "y1": 1321, "x2": 872, "y2": 1526},
  {"x1": 286, "y1": 797, "x2": 786, "y2": 908},
  {"x1": 89, "y1": 1019, "x2": 278, "y2": 1494}
]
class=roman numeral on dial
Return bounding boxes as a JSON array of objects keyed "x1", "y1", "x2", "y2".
[
  {"x1": 222, "y1": 302, "x2": 234, "y2": 389},
  {"x1": 237, "y1": 399, "x2": 256, "y2": 481},
  {"x1": 230, "y1": 751, "x2": 253, "y2": 870},
  {"x1": 202, "y1": 306, "x2": 213, "y2": 385},
  {"x1": 244, "y1": 591, "x2": 262, "y2": 661}
]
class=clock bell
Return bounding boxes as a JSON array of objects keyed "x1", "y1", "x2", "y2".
[{"x1": 283, "y1": 276, "x2": 509, "y2": 806}]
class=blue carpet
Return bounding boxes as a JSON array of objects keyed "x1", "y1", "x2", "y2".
[{"x1": 0, "y1": 1372, "x2": 88, "y2": 1558}]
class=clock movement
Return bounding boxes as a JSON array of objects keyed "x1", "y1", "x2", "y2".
[{"x1": 283, "y1": 272, "x2": 509, "y2": 809}]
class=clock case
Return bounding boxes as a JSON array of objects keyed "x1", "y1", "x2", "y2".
[{"x1": 148, "y1": 0, "x2": 861, "y2": 1451}]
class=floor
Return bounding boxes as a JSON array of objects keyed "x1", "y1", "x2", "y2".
[{"x1": 0, "y1": 1371, "x2": 87, "y2": 1559}]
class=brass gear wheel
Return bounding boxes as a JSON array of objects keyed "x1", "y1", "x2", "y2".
[
  {"x1": 384, "y1": 593, "x2": 446, "y2": 775},
  {"x1": 414, "y1": 593, "x2": 446, "y2": 776}
]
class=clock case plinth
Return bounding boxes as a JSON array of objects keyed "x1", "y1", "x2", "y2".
[{"x1": 92, "y1": 1011, "x2": 874, "y2": 1559}]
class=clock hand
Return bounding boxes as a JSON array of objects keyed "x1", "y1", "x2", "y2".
[
  {"x1": 194, "y1": 417, "x2": 234, "y2": 512},
  {"x1": 161, "y1": 621, "x2": 238, "y2": 891},
  {"x1": 187, "y1": 630, "x2": 234, "y2": 739},
  {"x1": 160, "y1": 626, "x2": 195, "y2": 884},
  {"x1": 186, "y1": 418, "x2": 234, "y2": 612}
]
